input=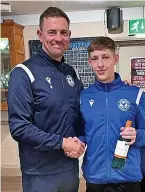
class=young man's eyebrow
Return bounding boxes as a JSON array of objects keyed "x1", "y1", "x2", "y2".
[{"x1": 102, "y1": 54, "x2": 110, "y2": 56}]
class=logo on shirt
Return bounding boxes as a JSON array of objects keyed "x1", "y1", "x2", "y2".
[
  {"x1": 89, "y1": 99, "x2": 94, "y2": 107},
  {"x1": 66, "y1": 75, "x2": 75, "y2": 87},
  {"x1": 45, "y1": 77, "x2": 53, "y2": 89},
  {"x1": 117, "y1": 99, "x2": 130, "y2": 111}
]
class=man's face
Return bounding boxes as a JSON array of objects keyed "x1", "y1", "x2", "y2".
[
  {"x1": 88, "y1": 49, "x2": 119, "y2": 83},
  {"x1": 37, "y1": 17, "x2": 70, "y2": 61}
]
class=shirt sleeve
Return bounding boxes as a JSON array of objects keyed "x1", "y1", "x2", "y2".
[
  {"x1": 7, "y1": 67, "x2": 63, "y2": 151},
  {"x1": 134, "y1": 90, "x2": 145, "y2": 146}
]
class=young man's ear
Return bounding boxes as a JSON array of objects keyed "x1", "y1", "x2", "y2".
[
  {"x1": 114, "y1": 54, "x2": 119, "y2": 65},
  {"x1": 37, "y1": 29, "x2": 43, "y2": 43},
  {"x1": 88, "y1": 58, "x2": 92, "y2": 67}
]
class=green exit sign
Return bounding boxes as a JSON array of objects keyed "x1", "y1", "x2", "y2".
[{"x1": 129, "y1": 19, "x2": 145, "y2": 35}]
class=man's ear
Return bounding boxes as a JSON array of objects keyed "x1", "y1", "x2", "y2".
[
  {"x1": 69, "y1": 30, "x2": 71, "y2": 37},
  {"x1": 37, "y1": 29, "x2": 43, "y2": 43}
]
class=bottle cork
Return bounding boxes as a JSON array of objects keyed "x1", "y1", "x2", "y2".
[{"x1": 125, "y1": 120, "x2": 132, "y2": 128}]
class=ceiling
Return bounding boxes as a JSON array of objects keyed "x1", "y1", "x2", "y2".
[{"x1": 1, "y1": 0, "x2": 145, "y2": 16}]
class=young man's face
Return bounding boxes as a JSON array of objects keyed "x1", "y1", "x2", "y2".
[
  {"x1": 37, "y1": 17, "x2": 70, "y2": 61},
  {"x1": 88, "y1": 49, "x2": 119, "y2": 83}
]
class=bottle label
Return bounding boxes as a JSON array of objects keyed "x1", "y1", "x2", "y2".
[{"x1": 114, "y1": 140, "x2": 129, "y2": 159}]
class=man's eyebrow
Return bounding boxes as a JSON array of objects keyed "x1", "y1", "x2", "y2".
[
  {"x1": 47, "y1": 29, "x2": 56, "y2": 31},
  {"x1": 60, "y1": 29, "x2": 69, "y2": 32},
  {"x1": 47, "y1": 29, "x2": 69, "y2": 32}
]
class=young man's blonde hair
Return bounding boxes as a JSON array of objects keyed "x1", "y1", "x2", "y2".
[{"x1": 88, "y1": 36, "x2": 117, "y2": 56}]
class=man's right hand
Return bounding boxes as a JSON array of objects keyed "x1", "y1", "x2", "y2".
[{"x1": 62, "y1": 137, "x2": 85, "y2": 156}]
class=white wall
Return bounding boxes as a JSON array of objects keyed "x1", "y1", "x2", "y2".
[{"x1": 1, "y1": 7, "x2": 145, "y2": 26}]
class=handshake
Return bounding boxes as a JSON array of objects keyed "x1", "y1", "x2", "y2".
[{"x1": 62, "y1": 137, "x2": 85, "y2": 158}]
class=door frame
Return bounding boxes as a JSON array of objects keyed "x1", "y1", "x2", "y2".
[{"x1": 115, "y1": 39, "x2": 145, "y2": 72}]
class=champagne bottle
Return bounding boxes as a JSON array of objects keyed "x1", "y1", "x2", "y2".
[{"x1": 112, "y1": 120, "x2": 132, "y2": 170}]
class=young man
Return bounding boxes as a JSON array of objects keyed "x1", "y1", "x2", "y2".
[
  {"x1": 140, "y1": 147, "x2": 145, "y2": 192},
  {"x1": 7, "y1": 7, "x2": 85, "y2": 192},
  {"x1": 80, "y1": 37, "x2": 145, "y2": 192}
]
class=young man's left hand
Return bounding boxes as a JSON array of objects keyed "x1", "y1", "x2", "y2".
[{"x1": 120, "y1": 127, "x2": 136, "y2": 145}]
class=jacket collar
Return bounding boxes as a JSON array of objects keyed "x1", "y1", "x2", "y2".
[
  {"x1": 37, "y1": 48, "x2": 65, "y2": 70},
  {"x1": 94, "y1": 73, "x2": 123, "y2": 91}
]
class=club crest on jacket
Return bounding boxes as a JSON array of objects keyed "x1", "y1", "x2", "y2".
[
  {"x1": 117, "y1": 99, "x2": 130, "y2": 111},
  {"x1": 66, "y1": 75, "x2": 75, "y2": 87}
]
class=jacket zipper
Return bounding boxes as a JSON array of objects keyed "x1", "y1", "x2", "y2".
[{"x1": 106, "y1": 85, "x2": 110, "y2": 182}]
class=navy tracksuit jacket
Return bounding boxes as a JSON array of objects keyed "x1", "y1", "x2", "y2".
[{"x1": 8, "y1": 48, "x2": 84, "y2": 175}]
